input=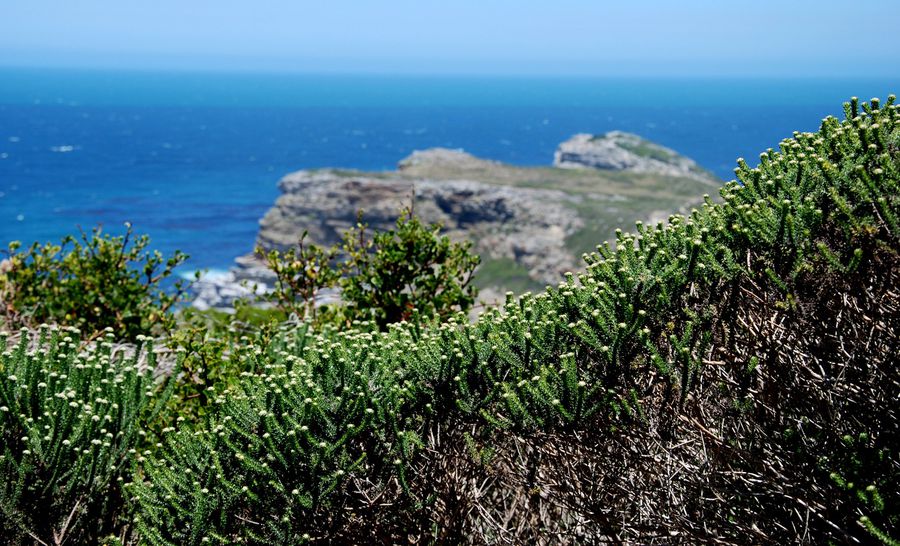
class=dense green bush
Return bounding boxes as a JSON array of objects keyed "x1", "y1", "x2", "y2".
[
  {"x1": 131, "y1": 324, "x2": 417, "y2": 543},
  {"x1": 338, "y1": 212, "x2": 480, "y2": 329},
  {"x1": 131, "y1": 97, "x2": 899, "y2": 544},
  {"x1": 0, "y1": 326, "x2": 177, "y2": 544},
  {"x1": 154, "y1": 308, "x2": 294, "y2": 431},
  {"x1": 261, "y1": 212, "x2": 479, "y2": 330},
  {"x1": 0, "y1": 224, "x2": 189, "y2": 341}
]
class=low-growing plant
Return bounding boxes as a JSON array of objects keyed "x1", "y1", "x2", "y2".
[
  {"x1": 131, "y1": 322, "x2": 430, "y2": 544},
  {"x1": 0, "y1": 326, "x2": 177, "y2": 545},
  {"x1": 0, "y1": 224, "x2": 189, "y2": 341},
  {"x1": 154, "y1": 308, "x2": 294, "y2": 431}
]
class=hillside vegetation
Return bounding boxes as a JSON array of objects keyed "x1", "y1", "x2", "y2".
[{"x1": 0, "y1": 96, "x2": 898, "y2": 545}]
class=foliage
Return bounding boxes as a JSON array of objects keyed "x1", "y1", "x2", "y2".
[
  {"x1": 260, "y1": 211, "x2": 480, "y2": 330},
  {"x1": 153, "y1": 307, "x2": 292, "y2": 431},
  {"x1": 0, "y1": 224, "x2": 189, "y2": 341},
  {"x1": 131, "y1": 96, "x2": 899, "y2": 544},
  {"x1": 338, "y1": 211, "x2": 480, "y2": 329},
  {"x1": 0, "y1": 326, "x2": 177, "y2": 545},
  {"x1": 131, "y1": 323, "x2": 428, "y2": 544},
  {"x1": 257, "y1": 232, "x2": 340, "y2": 322}
]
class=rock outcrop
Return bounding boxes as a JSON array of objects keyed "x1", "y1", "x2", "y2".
[
  {"x1": 554, "y1": 131, "x2": 717, "y2": 183},
  {"x1": 257, "y1": 171, "x2": 582, "y2": 283},
  {"x1": 192, "y1": 134, "x2": 721, "y2": 310}
]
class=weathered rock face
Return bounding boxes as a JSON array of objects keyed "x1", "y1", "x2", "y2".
[
  {"x1": 257, "y1": 171, "x2": 583, "y2": 285},
  {"x1": 554, "y1": 131, "x2": 717, "y2": 183},
  {"x1": 192, "y1": 134, "x2": 721, "y2": 310}
]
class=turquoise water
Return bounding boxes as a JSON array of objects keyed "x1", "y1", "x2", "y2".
[{"x1": 0, "y1": 67, "x2": 896, "y2": 270}]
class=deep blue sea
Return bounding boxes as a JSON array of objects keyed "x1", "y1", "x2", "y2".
[{"x1": 0, "y1": 68, "x2": 896, "y2": 272}]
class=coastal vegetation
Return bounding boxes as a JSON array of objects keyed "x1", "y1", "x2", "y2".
[
  {"x1": 0, "y1": 96, "x2": 898, "y2": 544},
  {"x1": 260, "y1": 211, "x2": 480, "y2": 330},
  {"x1": 0, "y1": 224, "x2": 189, "y2": 342}
]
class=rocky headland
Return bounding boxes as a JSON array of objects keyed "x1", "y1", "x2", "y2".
[
  {"x1": 554, "y1": 131, "x2": 717, "y2": 181},
  {"x1": 193, "y1": 132, "x2": 721, "y2": 310}
]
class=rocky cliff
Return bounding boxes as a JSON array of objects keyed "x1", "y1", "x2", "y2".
[
  {"x1": 193, "y1": 134, "x2": 721, "y2": 309},
  {"x1": 256, "y1": 152, "x2": 584, "y2": 286}
]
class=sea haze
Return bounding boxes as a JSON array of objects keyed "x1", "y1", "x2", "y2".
[{"x1": 0, "y1": 67, "x2": 896, "y2": 270}]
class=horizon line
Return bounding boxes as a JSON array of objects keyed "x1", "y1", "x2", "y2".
[{"x1": 2, "y1": 62, "x2": 899, "y2": 81}]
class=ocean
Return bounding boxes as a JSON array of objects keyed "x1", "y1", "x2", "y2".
[{"x1": 0, "y1": 67, "x2": 896, "y2": 272}]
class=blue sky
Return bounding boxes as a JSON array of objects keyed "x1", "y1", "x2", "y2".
[{"x1": 1, "y1": 0, "x2": 899, "y2": 76}]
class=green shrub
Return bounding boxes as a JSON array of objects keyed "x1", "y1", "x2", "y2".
[
  {"x1": 155, "y1": 307, "x2": 293, "y2": 431},
  {"x1": 338, "y1": 211, "x2": 480, "y2": 329},
  {"x1": 0, "y1": 326, "x2": 177, "y2": 545},
  {"x1": 258, "y1": 231, "x2": 340, "y2": 322},
  {"x1": 261, "y1": 211, "x2": 480, "y2": 330},
  {"x1": 0, "y1": 224, "x2": 189, "y2": 341},
  {"x1": 131, "y1": 323, "x2": 428, "y2": 544}
]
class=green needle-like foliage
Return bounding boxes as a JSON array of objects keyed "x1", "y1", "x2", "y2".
[
  {"x1": 0, "y1": 326, "x2": 177, "y2": 545},
  {"x1": 132, "y1": 323, "x2": 423, "y2": 544}
]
